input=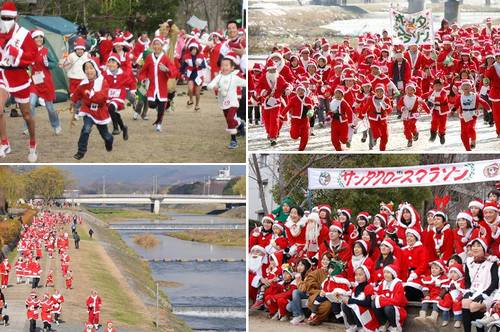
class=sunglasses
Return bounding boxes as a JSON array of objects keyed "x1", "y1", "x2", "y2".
[{"x1": 1, "y1": 17, "x2": 14, "y2": 21}]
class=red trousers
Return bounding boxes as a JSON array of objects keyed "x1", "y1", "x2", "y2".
[
  {"x1": 438, "y1": 293, "x2": 462, "y2": 316},
  {"x1": 264, "y1": 283, "x2": 290, "y2": 316},
  {"x1": 290, "y1": 117, "x2": 309, "y2": 151},
  {"x1": 262, "y1": 107, "x2": 280, "y2": 140},
  {"x1": 369, "y1": 119, "x2": 388, "y2": 151},
  {"x1": 430, "y1": 111, "x2": 448, "y2": 135},
  {"x1": 331, "y1": 119, "x2": 349, "y2": 151},
  {"x1": 403, "y1": 118, "x2": 417, "y2": 141},
  {"x1": 460, "y1": 117, "x2": 477, "y2": 151},
  {"x1": 493, "y1": 100, "x2": 500, "y2": 135},
  {"x1": 88, "y1": 311, "x2": 100, "y2": 324},
  {"x1": 1, "y1": 274, "x2": 7, "y2": 286},
  {"x1": 65, "y1": 278, "x2": 72, "y2": 289},
  {"x1": 222, "y1": 107, "x2": 239, "y2": 134}
]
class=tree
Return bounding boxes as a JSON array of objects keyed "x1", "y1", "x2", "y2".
[
  {"x1": 24, "y1": 166, "x2": 72, "y2": 201},
  {"x1": 233, "y1": 176, "x2": 246, "y2": 196},
  {"x1": 0, "y1": 166, "x2": 25, "y2": 207}
]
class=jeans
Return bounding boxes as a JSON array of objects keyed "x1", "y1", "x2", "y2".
[
  {"x1": 422, "y1": 302, "x2": 439, "y2": 312},
  {"x1": 28, "y1": 93, "x2": 60, "y2": 129},
  {"x1": 77, "y1": 116, "x2": 113, "y2": 154},
  {"x1": 317, "y1": 98, "x2": 327, "y2": 123},
  {"x1": 286, "y1": 289, "x2": 308, "y2": 317}
]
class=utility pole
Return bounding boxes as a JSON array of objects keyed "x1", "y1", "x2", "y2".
[
  {"x1": 156, "y1": 282, "x2": 159, "y2": 328},
  {"x1": 102, "y1": 176, "x2": 106, "y2": 195}
]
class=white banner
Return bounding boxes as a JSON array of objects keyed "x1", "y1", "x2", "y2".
[
  {"x1": 308, "y1": 159, "x2": 500, "y2": 190},
  {"x1": 390, "y1": 8, "x2": 434, "y2": 45}
]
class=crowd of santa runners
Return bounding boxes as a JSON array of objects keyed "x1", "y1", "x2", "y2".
[
  {"x1": 0, "y1": 1, "x2": 247, "y2": 162},
  {"x1": 0, "y1": 210, "x2": 118, "y2": 332},
  {"x1": 248, "y1": 185, "x2": 500, "y2": 332},
  {"x1": 249, "y1": 17, "x2": 500, "y2": 151}
]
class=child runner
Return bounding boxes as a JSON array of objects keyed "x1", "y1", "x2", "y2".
[
  {"x1": 280, "y1": 84, "x2": 314, "y2": 151},
  {"x1": 396, "y1": 81, "x2": 430, "y2": 147},
  {"x1": 69, "y1": 60, "x2": 113, "y2": 160},
  {"x1": 181, "y1": 42, "x2": 207, "y2": 111}
]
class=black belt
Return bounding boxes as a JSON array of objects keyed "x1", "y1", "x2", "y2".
[
  {"x1": 0, "y1": 66, "x2": 27, "y2": 70},
  {"x1": 463, "y1": 109, "x2": 476, "y2": 111}
]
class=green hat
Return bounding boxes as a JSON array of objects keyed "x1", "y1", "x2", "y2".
[
  {"x1": 282, "y1": 196, "x2": 295, "y2": 207},
  {"x1": 281, "y1": 263, "x2": 294, "y2": 277},
  {"x1": 327, "y1": 259, "x2": 345, "y2": 277}
]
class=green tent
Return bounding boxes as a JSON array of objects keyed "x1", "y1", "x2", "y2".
[{"x1": 18, "y1": 16, "x2": 79, "y2": 103}]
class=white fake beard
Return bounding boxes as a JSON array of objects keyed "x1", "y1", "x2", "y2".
[
  {"x1": 248, "y1": 255, "x2": 263, "y2": 273},
  {"x1": 266, "y1": 72, "x2": 277, "y2": 85},
  {"x1": 0, "y1": 20, "x2": 14, "y2": 33},
  {"x1": 305, "y1": 221, "x2": 319, "y2": 241}
]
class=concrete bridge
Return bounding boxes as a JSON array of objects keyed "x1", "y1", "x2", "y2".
[{"x1": 58, "y1": 193, "x2": 246, "y2": 214}]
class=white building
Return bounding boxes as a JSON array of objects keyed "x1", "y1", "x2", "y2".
[{"x1": 248, "y1": 154, "x2": 280, "y2": 221}]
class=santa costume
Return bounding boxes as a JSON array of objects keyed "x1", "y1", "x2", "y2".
[
  {"x1": 361, "y1": 84, "x2": 392, "y2": 151},
  {"x1": 328, "y1": 86, "x2": 354, "y2": 151},
  {"x1": 396, "y1": 82, "x2": 430, "y2": 147},
  {"x1": 86, "y1": 292, "x2": 102, "y2": 330},
  {"x1": 0, "y1": 258, "x2": 10, "y2": 288},
  {"x1": 280, "y1": 84, "x2": 314, "y2": 151}
]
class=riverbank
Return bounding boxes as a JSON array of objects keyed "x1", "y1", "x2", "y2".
[
  {"x1": 75, "y1": 211, "x2": 191, "y2": 331},
  {"x1": 167, "y1": 229, "x2": 246, "y2": 247},
  {"x1": 86, "y1": 207, "x2": 172, "y2": 223}
]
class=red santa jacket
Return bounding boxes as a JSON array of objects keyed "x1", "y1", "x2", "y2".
[
  {"x1": 98, "y1": 38, "x2": 113, "y2": 63},
  {"x1": 30, "y1": 46, "x2": 56, "y2": 101},
  {"x1": 422, "y1": 89, "x2": 450, "y2": 115},
  {"x1": 374, "y1": 278, "x2": 408, "y2": 328},
  {"x1": 373, "y1": 256, "x2": 402, "y2": 285},
  {"x1": 86, "y1": 295, "x2": 102, "y2": 314},
  {"x1": 51, "y1": 293, "x2": 64, "y2": 314},
  {"x1": 454, "y1": 93, "x2": 491, "y2": 120},
  {"x1": 346, "y1": 256, "x2": 374, "y2": 283},
  {"x1": 40, "y1": 298, "x2": 54, "y2": 322},
  {"x1": 388, "y1": 59, "x2": 412, "y2": 90},
  {"x1": 453, "y1": 227, "x2": 479, "y2": 256},
  {"x1": 26, "y1": 297, "x2": 40, "y2": 320},
  {"x1": 397, "y1": 94, "x2": 430, "y2": 120},
  {"x1": 0, "y1": 260, "x2": 11, "y2": 276},
  {"x1": 138, "y1": 52, "x2": 177, "y2": 102},
  {"x1": 102, "y1": 68, "x2": 134, "y2": 110},
  {"x1": 0, "y1": 23, "x2": 37, "y2": 92},
  {"x1": 256, "y1": 73, "x2": 291, "y2": 110},
  {"x1": 328, "y1": 98, "x2": 354, "y2": 124},
  {"x1": 347, "y1": 283, "x2": 380, "y2": 331},
  {"x1": 318, "y1": 239, "x2": 351, "y2": 263},
  {"x1": 432, "y1": 224, "x2": 454, "y2": 262},
  {"x1": 281, "y1": 93, "x2": 314, "y2": 119},
  {"x1": 207, "y1": 42, "x2": 222, "y2": 77},
  {"x1": 132, "y1": 38, "x2": 149, "y2": 61},
  {"x1": 284, "y1": 216, "x2": 307, "y2": 248},
  {"x1": 404, "y1": 50, "x2": 425, "y2": 74},
  {"x1": 322, "y1": 275, "x2": 351, "y2": 295},
  {"x1": 249, "y1": 226, "x2": 273, "y2": 250},
  {"x1": 362, "y1": 95, "x2": 392, "y2": 121},
  {"x1": 71, "y1": 75, "x2": 111, "y2": 125},
  {"x1": 401, "y1": 241, "x2": 429, "y2": 287},
  {"x1": 421, "y1": 274, "x2": 449, "y2": 301}
]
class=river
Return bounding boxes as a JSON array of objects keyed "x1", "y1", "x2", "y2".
[{"x1": 116, "y1": 213, "x2": 246, "y2": 332}]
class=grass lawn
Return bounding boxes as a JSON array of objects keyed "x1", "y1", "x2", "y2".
[
  {"x1": 87, "y1": 207, "x2": 171, "y2": 223},
  {"x1": 168, "y1": 229, "x2": 246, "y2": 247}
]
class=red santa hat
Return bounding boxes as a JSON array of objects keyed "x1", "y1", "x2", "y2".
[
  {"x1": 380, "y1": 238, "x2": 397, "y2": 253},
  {"x1": 299, "y1": 47, "x2": 310, "y2": 54},
  {"x1": 250, "y1": 245, "x2": 266, "y2": 255},
  {"x1": 334, "y1": 85, "x2": 345, "y2": 95},
  {"x1": 152, "y1": 36, "x2": 165, "y2": 45},
  {"x1": 270, "y1": 251, "x2": 283, "y2": 266},
  {"x1": 123, "y1": 31, "x2": 133, "y2": 42},
  {"x1": 261, "y1": 214, "x2": 275, "y2": 224},
  {"x1": 113, "y1": 36, "x2": 128, "y2": 48},
  {"x1": 380, "y1": 201, "x2": 394, "y2": 214},
  {"x1": 31, "y1": 30, "x2": 45, "y2": 39},
  {"x1": 434, "y1": 210, "x2": 448, "y2": 222},
  {"x1": 106, "y1": 52, "x2": 121, "y2": 65},
  {"x1": 74, "y1": 37, "x2": 87, "y2": 50},
  {"x1": 356, "y1": 211, "x2": 371, "y2": 221},
  {"x1": 468, "y1": 198, "x2": 484, "y2": 210},
  {"x1": 374, "y1": 83, "x2": 385, "y2": 92},
  {"x1": 282, "y1": 47, "x2": 292, "y2": 55},
  {"x1": 422, "y1": 44, "x2": 433, "y2": 51},
  {"x1": 355, "y1": 239, "x2": 369, "y2": 253},
  {"x1": 337, "y1": 208, "x2": 352, "y2": 219},
  {"x1": 383, "y1": 264, "x2": 398, "y2": 278},
  {"x1": 357, "y1": 264, "x2": 371, "y2": 280},
  {"x1": 456, "y1": 210, "x2": 473, "y2": 225},
  {"x1": 1, "y1": 2, "x2": 17, "y2": 17},
  {"x1": 495, "y1": 49, "x2": 500, "y2": 57},
  {"x1": 252, "y1": 63, "x2": 263, "y2": 72},
  {"x1": 265, "y1": 58, "x2": 277, "y2": 70},
  {"x1": 427, "y1": 209, "x2": 437, "y2": 217},
  {"x1": 468, "y1": 238, "x2": 488, "y2": 252},
  {"x1": 483, "y1": 200, "x2": 499, "y2": 213},
  {"x1": 405, "y1": 227, "x2": 421, "y2": 241},
  {"x1": 272, "y1": 221, "x2": 284, "y2": 232},
  {"x1": 329, "y1": 221, "x2": 343, "y2": 233},
  {"x1": 448, "y1": 263, "x2": 464, "y2": 278},
  {"x1": 460, "y1": 80, "x2": 473, "y2": 89},
  {"x1": 405, "y1": 81, "x2": 417, "y2": 91},
  {"x1": 275, "y1": 237, "x2": 288, "y2": 250},
  {"x1": 374, "y1": 212, "x2": 389, "y2": 227},
  {"x1": 393, "y1": 44, "x2": 404, "y2": 54},
  {"x1": 429, "y1": 259, "x2": 447, "y2": 272},
  {"x1": 442, "y1": 36, "x2": 453, "y2": 45},
  {"x1": 318, "y1": 204, "x2": 332, "y2": 214},
  {"x1": 211, "y1": 30, "x2": 224, "y2": 39},
  {"x1": 224, "y1": 51, "x2": 240, "y2": 65}
]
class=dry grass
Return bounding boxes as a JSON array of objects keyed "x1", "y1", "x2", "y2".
[
  {"x1": 168, "y1": 229, "x2": 246, "y2": 247},
  {"x1": 2, "y1": 85, "x2": 245, "y2": 163},
  {"x1": 133, "y1": 233, "x2": 160, "y2": 249},
  {"x1": 157, "y1": 280, "x2": 183, "y2": 288},
  {"x1": 0, "y1": 209, "x2": 36, "y2": 247},
  {"x1": 88, "y1": 207, "x2": 171, "y2": 223}
]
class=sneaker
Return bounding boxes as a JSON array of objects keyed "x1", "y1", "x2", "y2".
[
  {"x1": 453, "y1": 320, "x2": 461, "y2": 328},
  {"x1": 54, "y1": 126, "x2": 62, "y2": 135},
  {"x1": 133, "y1": 112, "x2": 139, "y2": 120},
  {"x1": 270, "y1": 140, "x2": 277, "y2": 147},
  {"x1": 290, "y1": 315, "x2": 305, "y2": 325},
  {"x1": 407, "y1": 140, "x2": 412, "y2": 147},
  {"x1": 237, "y1": 120, "x2": 246, "y2": 137},
  {"x1": 279, "y1": 315, "x2": 288, "y2": 322},
  {"x1": 22, "y1": 129, "x2": 29, "y2": 136},
  {"x1": 413, "y1": 131, "x2": 419, "y2": 141},
  {"x1": 0, "y1": 144, "x2": 11, "y2": 158},
  {"x1": 155, "y1": 124, "x2": 162, "y2": 132},
  {"x1": 442, "y1": 320, "x2": 449, "y2": 327},
  {"x1": 439, "y1": 134, "x2": 445, "y2": 145},
  {"x1": 105, "y1": 140, "x2": 113, "y2": 152},
  {"x1": 112, "y1": 128, "x2": 121, "y2": 135},
  {"x1": 228, "y1": 140, "x2": 238, "y2": 149},
  {"x1": 270, "y1": 313, "x2": 280, "y2": 320},
  {"x1": 28, "y1": 146, "x2": 37, "y2": 163},
  {"x1": 122, "y1": 126, "x2": 129, "y2": 141},
  {"x1": 142, "y1": 115, "x2": 149, "y2": 120}
]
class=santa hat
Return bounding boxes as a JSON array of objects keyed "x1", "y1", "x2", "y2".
[
  {"x1": 271, "y1": 251, "x2": 283, "y2": 266},
  {"x1": 405, "y1": 81, "x2": 417, "y2": 91},
  {"x1": 357, "y1": 264, "x2": 371, "y2": 280},
  {"x1": 460, "y1": 80, "x2": 473, "y2": 89},
  {"x1": 468, "y1": 198, "x2": 484, "y2": 210},
  {"x1": 113, "y1": 36, "x2": 128, "y2": 48},
  {"x1": 74, "y1": 38, "x2": 86, "y2": 50},
  {"x1": 329, "y1": 221, "x2": 343, "y2": 233},
  {"x1": 295, "y1": 84, "x2": 307, "y2": 92},
  {"x1": 355, "y1": 239, "x2": 369, "y2": 253},
  {"x1": 106, "y1": 53, "x2": 121, "y2": 65},
  {"x1": 334, "y1": 85, "x2": 345, "y2": 95},
  {"x1": 405, "y1": 227, "x2": 421, "y2": 241},
  {"x1": 211, "y1": 30, "x2": 224, "y2": 39},
  {"x1": 318, "y1": 204, "x2": 332, "y2": 214},
  {"x1": 443, "y1": 36, "x2": 453, "y2": 44},
  {"x1": 357, "y1": 211, "x2": 371, "y2": 221},
  {"x1": 30, "y1": 291, "x2": 37, "y2": 297},
  {"x1": 224, "y1": 51, "x2": 240, "y2": 65},
  {"x1": 1, "y1": 2, "x2": 17, "y2": 17},
  {"x1": 250, "y1": 245, "x2": 266, "y2": 254},
  {"x1": 429, "y1": 259, "x2": 447, "y2": 272},
  {"x1": 434, "y1": 211, "x2": 448, "y2": 221},
  {"x1": 461, "y1": 48, "x2": 471, "y2": 56},
  {"x1": 495, "y1": 49, "x2": 500, "y2": 57},
  {"x1": 374, "y1": 212, "x2": 389, "y2": 226},
  {"x1": 123, "y1": 31, "x2": 133, "y2": 42},
  {"x1": 427, "y1": 209, "x2": 437, "y2": 217},
  {"x1": 152, "y1": 36, "x2": 165, "y2": 45},
  {"x1": 448, "y1": 263, "x2": 464, "y2": 278},
  {"x1": 383, "y1": 264, "x2": 398, "y2": 278},
  {"x1": 307, "y1": 212, "x2": 320, "y2": 225},
  {"x1": 468, "y1": 238, "x2": 488, "y2": 252},
  {"x1": 456, "y1": 210, "x2": 473, "y2": 225},
  {"x1": 374, "y1": 83, "x2": 385, "y2": 92},
  {"x1": 252, "y1": 63, "x2": 263, "y2": 72},
  {"x1": 272, "y1": 222, "x2": 283, "y2": 232},
  {"x1": 422, "y1": 44, "x2": 433, "y2": 51},
  {"x1": 337, "y1": 208, "x2": 352, "y2": 219},
  {"x1": 380, "y1": 201, "x2": 394, "y2": 214},
  {"x1": 265, "y1": 58, "x2": 277, "y2": 70},
  {"x1": 380, "y1": 238, "x2": 396, "y2": 252},
  {"x1": 393, "y1": 44, "x2": 404, "y2": 54},
  {"x1": 31, "y1": 30, "x2": 44, "y2": 39},
  {"x1": 483, "y1": 200, "x2": 499, "y2": 213},
  {"x1": 299, "y1": 47, "x2": 310, "y2": 54},
  {"x1": 282, "y1": 47, "x2": 292, "y2": 55},
  {"x1": 261, "y1": 214, "x2": 275, "y2": 224}
]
